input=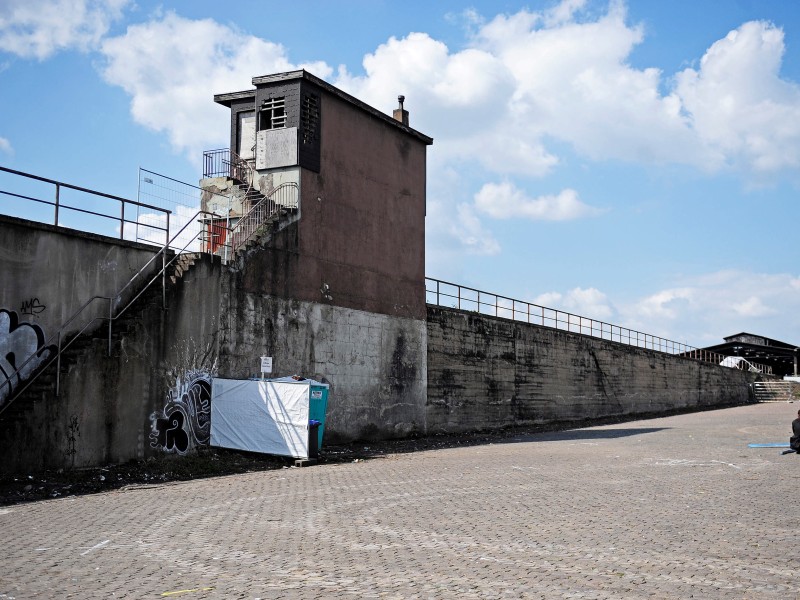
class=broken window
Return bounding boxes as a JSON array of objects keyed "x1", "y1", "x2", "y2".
[
  {"x1": 260, "y1": 97, "x2": 286, "y2": 130},
  {"x1": 301, "y1": 94, "x2": 319, "y2": 144}
]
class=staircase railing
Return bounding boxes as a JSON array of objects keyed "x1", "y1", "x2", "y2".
[
  {"x1": 230, "y1": 182, "x2": 299, "y2": 253},
  {"x1": 0, "y1": 210, "x2": 229, "y2": 416},
  {"x1": 202, "y1": 149, "x2": 254, "y2": 186}
]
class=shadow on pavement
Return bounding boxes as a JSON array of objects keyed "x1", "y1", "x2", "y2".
[{"x1": 506, "y1": 427, "x2": 668, "y2": 443}]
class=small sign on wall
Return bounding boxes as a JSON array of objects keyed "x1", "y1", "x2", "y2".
[{"x1": 260, "y1": 356, "x2": 273, "y2": 375}]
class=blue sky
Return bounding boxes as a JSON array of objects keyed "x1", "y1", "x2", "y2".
[{"x1": 1, "y1": 0, "x2": 800, "y2": 348}]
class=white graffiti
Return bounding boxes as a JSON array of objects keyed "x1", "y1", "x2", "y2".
[
  {"x1": 0, "y1": 309, "x2": 55, "y2": 407},
  {"x1": 150, "y1": 370, "x2": 213, "y2": 454}
]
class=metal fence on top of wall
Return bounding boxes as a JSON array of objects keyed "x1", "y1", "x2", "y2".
[
  {"x1": 136, "y1": 168, "x2": 233, "y2": 255},
  {"x1": 425, "y1": 277, "x2": 772, "y2": 374}
]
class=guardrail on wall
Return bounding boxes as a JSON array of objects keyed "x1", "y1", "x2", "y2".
[
  {"x1": 0, "y1": 165, "x2": 171, "y2": 246},
  {"x1": 425, "y1": 277, "x2": 772, "y2": 374}
]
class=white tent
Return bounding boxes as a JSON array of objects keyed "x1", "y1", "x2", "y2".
[{"x1": 210, "y1": 378, "x2": 314, "y2": 458}]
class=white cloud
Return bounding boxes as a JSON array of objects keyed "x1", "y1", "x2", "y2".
[
  {"x1": 474, "y1": 181, "x2": 604, "y2": 220},
  {"x1": 7, "y1": 2, "x2": 796, "y2": 182},
  {"x1": 451, "y1": 203, "x2": 501, "y2": 256},
  {"x1": 337, "y1": 32, "x2": 514, "y2": 115},
  {"x1": 334, "y1": 32, "x2": 541, "y2": 173},
  {"x1": 525, "y1": 270, "x2": 800, "y2": 347},
  {"x1": 337, "y1": 3, "x2": 800, "y2": 179},
  {"x1": 425, "y1": 164, "x2": 502, "y2": 265},
  {"x1": 0, "y1": 136, "x2": 12, "y2": 155},
  {"x1": 618, "y1": 270, "x2": 800, "y2": 344},
  {"x1": 99, "y1": 12, "x2": 332, "y2": 159},
  {"x1": 533, "y1": 287, "x2": 614, "y2": 320},
  {"x1": 675, "y1": 21, "x2": 800, "y2": 174},
  {"x1": 472, "y1": 4, "x2": 713, "y2": 168},
  {"x1": 0, "y1": 0, "x2": 129, "y2": 59},
  {"x1": 732, "y1": 296, "x2": 775, "y2": 317}
]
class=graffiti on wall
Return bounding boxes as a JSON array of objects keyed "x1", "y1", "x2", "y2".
[
  {"x1": 0, "y1": 309, "x2": 56, "y2": 408},
  {"x1": 20, "y1": 298, "x2": 46, "y2": 318},
  {"x1": 65, "y1": 414, "x2": 80, "y2": 465},
  {"x1": 149, "y1": 370, "x2": 212, "y2": 454}
]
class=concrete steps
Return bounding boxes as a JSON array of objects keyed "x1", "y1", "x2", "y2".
[
  {"x1": 233, "y1": 208, "x2": 294, "y2": 258},
  {"x1": 169, "y1": 252, "x2": 199, "y2": 285},
  {"x1": 752, "y1": 380, "x2": 799, "y2": 403},
  {"x1": 0, "y1": 252, "x2": 208, "y2": 421}
]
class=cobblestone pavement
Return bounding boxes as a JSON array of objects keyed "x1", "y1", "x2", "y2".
[{"x1": 1, "y1": 403, "x2": 799, "y2": 599}]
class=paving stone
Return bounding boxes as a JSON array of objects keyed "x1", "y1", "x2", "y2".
[{"x1": 1, "y1": 403, "x2": 799, "y2": 598}]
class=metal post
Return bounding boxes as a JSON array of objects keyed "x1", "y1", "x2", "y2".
[
  {"x1": 163, "y1": 212, "x2": 169, "y2": 310},
  {"x1": 436, "y1": 279, "x2": 440, "y2": 306},
  {"x1": 108, "y1": 298, "x2": 113, "y2": 356},
  {"x1": 136, "y1": 168, "x2": 141, "y2": 244},
  {"x1": 120, "y1": 199, "x2": 125, "y2": 239},
  {"x1": 56, "y1": 331, "x2": 62, "y2": 397},
  {"x1": 54, "y1": 183, "x2": 60, "y2": 226}
]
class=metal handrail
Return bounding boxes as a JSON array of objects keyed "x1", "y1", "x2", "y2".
[
  {"x1": 425, "y1": 277, "x2": 773, "y2": 374},
  {"x1": 202, "y1": 149, "x2": 254, "y2": 185},
  {"x1": 112, "y1": 210, "x2": 227, "y2": 326},
  {"x1": 0, "y1": 210, "x2": 229, "y2": 414},
  {"x1": 0, "y1": 165, "x2": 171, "y2": 244},
  {"x1": 230, "y1": 182, "x2": 298, "y2": 253}
]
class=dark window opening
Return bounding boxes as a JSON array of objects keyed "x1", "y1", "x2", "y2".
[
  {"x1": 301, "y1": 94, "x2": 319, "y2": 144},
  {"x1": 260, "y1": 97, "x2": 286, "y2": 130}
]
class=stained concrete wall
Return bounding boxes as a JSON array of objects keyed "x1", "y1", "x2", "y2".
[
  {"x1": 0, "y1": 220, "x2": 763, "y2": 473},
  {"x1": 0, "y1": 219, "x2": 425, "y2": 472},
  {"x1": 0, "y1": 243, "x2": 223, "y2": 471},
  {"x1": 217, "y1": 286, "x2": 427, "y2": 442},
  {"x1": 426, "y1": 306, "x2": 760, "y2": 433},
  {"x1": 0, "y1": 215, "x2": 162, "y2": 339}
]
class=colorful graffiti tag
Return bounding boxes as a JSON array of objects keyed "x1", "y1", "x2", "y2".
[
  {"x1": 0, "y1": 309, "x2": 56, "y2": 408},
  {"x1": 150, "y1": 370, "x2": 212, "y2": 454}
]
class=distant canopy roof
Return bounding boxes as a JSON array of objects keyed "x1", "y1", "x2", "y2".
[
  {"x1": 701, "y1": 333, "x2": 798, "y2": 375},
  {"x1": 722, "y1": 332, "x2": 796, "y2": 349}
]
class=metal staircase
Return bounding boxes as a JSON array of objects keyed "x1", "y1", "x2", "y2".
[
  {"x1": 201, "y1": 149, "x2": 299, "y2": 257},
  {"x1": 229, "y1": 181, "x2": 298, "y2": 254},
  {"x1": 0, "y1": 161, "x2": 301, "y2": 417}
]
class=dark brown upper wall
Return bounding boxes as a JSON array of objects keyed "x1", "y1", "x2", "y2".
[
  {"x1": 301, "y1": 90, "x2": 428, "y2": 318},
  {"x1": 239, "y1": 75, "x2": 431, "y2": 320}
]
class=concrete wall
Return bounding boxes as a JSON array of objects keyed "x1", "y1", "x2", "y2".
[
  {"x1": 0, "y1": 245, "x2": 223, "y2": 471},
  {"x1": 0, "y1": 219, "x2": 762, "y2": 473},
  {"x1": 0, "y1": 218, "x2": 426, "y2": 472},
  {"x1": 427, "y1": 306, "x2": 759, "y2": 433},
  {"x1": 217, "y1": 286, "x2": 427, "y2": 442},
  {"x1": 0, "y1": 215, "x2": 162, "y2": 340}
]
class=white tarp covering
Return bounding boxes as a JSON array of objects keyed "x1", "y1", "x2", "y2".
[
  {"x1": 720, "y1": 356, "x2": 743, "y2": 368},
  {"x1": 210, "y1": 378, "x2": 310, "y2": 458},
  {"x1": 719, "y1": 356, "x2": 762, "y2": 372}
]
